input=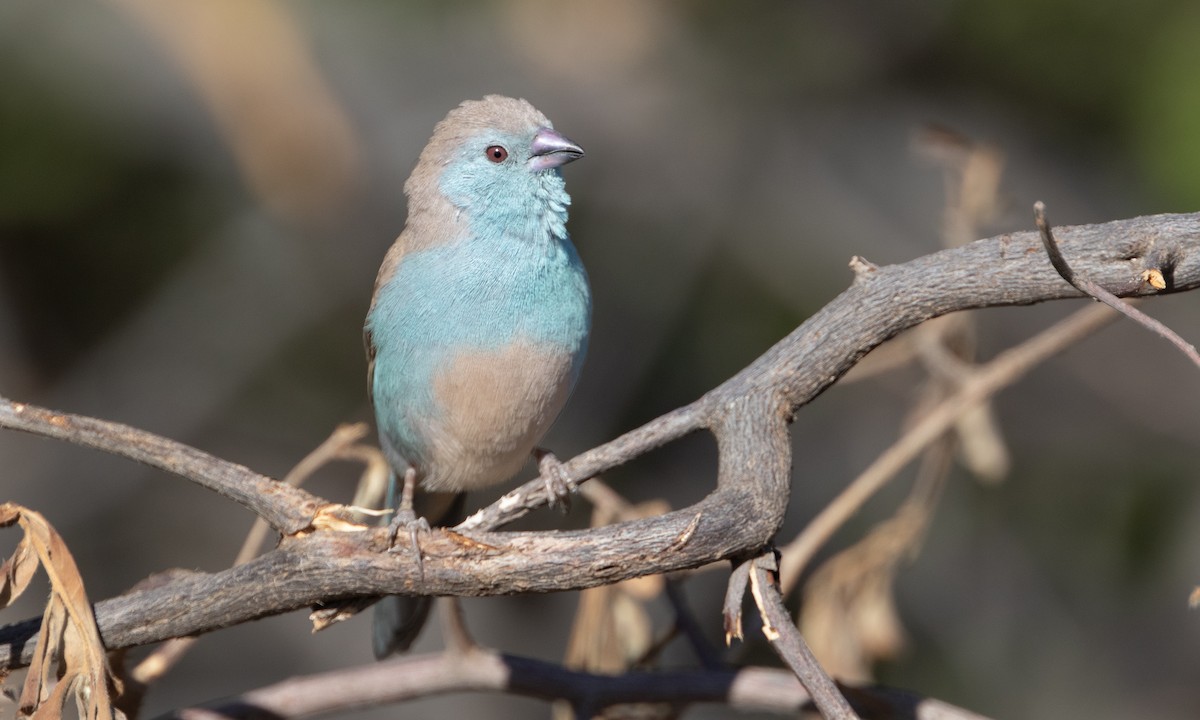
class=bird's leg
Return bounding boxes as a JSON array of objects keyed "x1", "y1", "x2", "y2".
[
  {"x1": 533, "y1": 447, "x2": 575, "y2": 512},
  {"x1": 386, "y1": 467, "x2": 430, "y2": 579}
]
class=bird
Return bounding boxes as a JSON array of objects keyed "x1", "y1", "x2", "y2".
[{"x1": 364, "y1": 95, "x2": 591, "y2": 657}]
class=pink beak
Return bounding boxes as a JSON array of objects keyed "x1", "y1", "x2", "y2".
[{"x1": 529, "y1": 127, "x2": 585, "y2": 171}]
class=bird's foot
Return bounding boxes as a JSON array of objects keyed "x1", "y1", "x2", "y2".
[
  {"x1": 385, "y1": 510, "x2": 430, "y2": 579},
  {"x1": 534, "y1": 447, "x2": 575, "y2": 512},
  {"x1": 384, "y1": 467, "x2": 429, "y2": 580}
]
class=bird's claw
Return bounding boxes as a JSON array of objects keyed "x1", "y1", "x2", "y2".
[
  {"x1": 385, "y1": 466, "x2": 431, "y2": 579},
  {"x1": 385, "y1": 511, "x2": 431, "y2": 547},
  {"x1": 534, "y1": 448, "x2": 575, "y2": 513},
  {"x1": 386, "y1": 512, "x2": 430, "y2": 579}
]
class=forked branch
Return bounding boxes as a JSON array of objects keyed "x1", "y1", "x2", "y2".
[{"x1": 1, "y1": 211, "x2": 1198, "y2": 680}]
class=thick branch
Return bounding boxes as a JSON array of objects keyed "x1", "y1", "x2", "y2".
[
  {"x1": 0, "y1": 397, "x2": 786, "y2": 668},
  {"x1": 2, "y1": 212, "x2": 1199, "y2": 670},
  {"x1": 725, "y1": 212, "x2": 1200, "y2": 410}
]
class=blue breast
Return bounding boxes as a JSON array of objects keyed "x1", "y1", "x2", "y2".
[{"x1": 367, "y1": 183, "x2": 591, "y2": 473}]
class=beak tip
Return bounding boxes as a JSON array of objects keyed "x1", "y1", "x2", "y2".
[{"x1": 530, "y1": 127, "x2": 585, "y2": 170}]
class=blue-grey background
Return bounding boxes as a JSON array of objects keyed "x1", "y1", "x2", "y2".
[{"x1": 2, "y1": 1, "x2": 1200, "y2": 718}]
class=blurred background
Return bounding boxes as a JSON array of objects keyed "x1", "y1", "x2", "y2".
[{"x1": 2, "y1": 1, "x2": 1200, "y2": 718}]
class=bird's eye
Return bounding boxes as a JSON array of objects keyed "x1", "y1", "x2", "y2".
[{"x1": 486, "y1": 145, "x2": 508, "y2": 163}]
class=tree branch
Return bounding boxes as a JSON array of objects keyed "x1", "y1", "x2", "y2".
[
  {"x1": 749, "y1": 554, "x2": 860, "y2": 719},
  {"x1": 731, "y1": 212, "x2": 1200, "y2": 412},
  {"x1": 0, "y1": 399, "x2": 323, "y2": 535},
  {"x1": 2, "y1": 212, "x2": 1199, "y2": 671},
  {"x1": 778, "y1": 301, "x2": 1117, "y2": 589},
  {"x1": 1033, "y1": 202, "x2": 1200, "y2": 368},
  {"x1": 159, "y1": 647, "x2": 990, "y2": 720}
]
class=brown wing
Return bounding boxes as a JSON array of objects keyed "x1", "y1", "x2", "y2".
[
  {"x1": 365, "y1": 234, "x2": 411, "y2": 405},
  {"x1": 364, "y1": 217, "x2": 458, "y2": 405},
  {"x1": 364, "y1": 324, "x2": 377, "y2": 403}
]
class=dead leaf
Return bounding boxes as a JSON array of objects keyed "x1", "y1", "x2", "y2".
[
  {"x1": 0, "y1": 534, "x2": 37, "y2": 608},
  {"x1": 562, "y1": 495, "x2": 666, "y2": 680},
  {"x1": 799, "y1": 500, "x2": 929, "y2": 682},
  {"x1": 0, "y1": 503, "x2": 122, "y2": 719},
  {"x1": 954, "y1": 403, "x2": 1010, "y2": 484}
]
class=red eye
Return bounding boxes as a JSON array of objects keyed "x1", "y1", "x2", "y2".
[{"x1": 486, "y1": 145, "x2": 508, "y2": 163}]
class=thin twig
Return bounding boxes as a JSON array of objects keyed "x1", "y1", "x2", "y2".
[
  {"x1": 723, "y1": 559, "x2": 753, "y2": 645},
  {"x1": 241, "y1": 423, "x2": 373, "y2": 561},
  {"x1": 1034, "y1": 201, "x2": 1200, "y2": 369},
  {"x1": 747, "y1": 554, "x2": 860, "y2": 720},
  {"x1": 665, "y1": 578, "x2": 725, "y2": 670},
  {"x1": 457, "y1": 404, "x2": 703, "y2": 531},
  {"x1": 156, "y1": 645, "x2": 987, "y2": 720},
  {"x1": 0, "y1": 398, "x2": 322, "y2": 534},
  {"x1": 130, "y1": 424, "x2": 374, "y2": 686},
  {"x1": 779, "y1": 302, "x2": 1117, "y2": 591}
]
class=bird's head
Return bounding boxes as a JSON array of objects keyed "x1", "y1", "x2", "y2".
[{"x1": 405, "y1": 95, "x2": 584, "y2": 236}]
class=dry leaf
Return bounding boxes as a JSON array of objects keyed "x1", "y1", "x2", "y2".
[
  {"x1": 0, "y1": 503, "x2": 122, "y2": 719},
  {"x1": 0, "y1": 530, "x2": 37, "y2": 608},
  {"x1": 799, "y1": 501, "x2": 931, "y2": 682},
  {"x1": 563, "y1": 497, "x2": 666, "y2": 678},
  {"x1": 954, "y1": 403, "x2": 1011, "y2": 484}
]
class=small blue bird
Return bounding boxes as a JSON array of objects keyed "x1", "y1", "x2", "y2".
[{"x1": 365, "y1": 96, "x2": 591, "y2": 656}]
